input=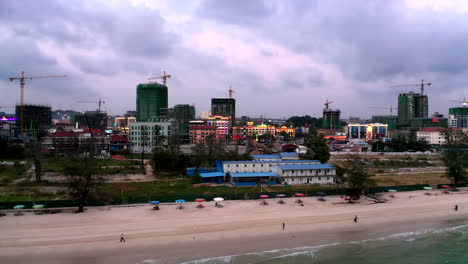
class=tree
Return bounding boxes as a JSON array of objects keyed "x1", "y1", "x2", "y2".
[
  {"x1": 304, "y1": 135, "x2": 330, "y2": 163},
  {"x1": 336, "y1": 154, "x2": 375, "y2": 201},
  {"x1": 279, "y1": 131, "x2": 289, "y2": 142},
  {"x1": 31, "y1": 141, "x2": 42, "y2": 183},
  {"x1": 440, "y1": 128, "x2": 468, "y2": 189},
  {"x1": 62, "y1": 158, "x2": 103, "y2": 213}
]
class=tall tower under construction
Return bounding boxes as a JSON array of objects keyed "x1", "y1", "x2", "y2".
[
  {"x1": 322, "y1": 101, "x2": 341, "y2": 129},
  {"x1": 136, "y1": 83, "x2": 168, "y2": 121},
  {"x1": 397, "y1": 92, "x2": 428, "y2": 128},
  {"x1": 211, "y1": 98, "x2": 236, "y2": 123}
]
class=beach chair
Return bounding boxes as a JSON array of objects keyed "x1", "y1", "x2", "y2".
[
  {"x1": 196, "y1": 204, "x2": 205, "y2": 209},
  {"x1": 260, "y1": 200, "x2": 269, "y2": 206}
]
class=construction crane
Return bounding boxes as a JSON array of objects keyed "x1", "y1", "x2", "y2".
[
  {"x1": 228, "y1": 86, "x2": 235, "y2": 98},
  {"x1": 8, "y1": 71, "x2": 66, "y2": 135},
  {"x1": 147, "y1": 71, "x2": 172, "y2": 86},
  {"x1": 390, "y1": 80, "x2": 431, "y2": 115},
  {"x1": 77, "y1": 98, "x2": 106, "y2": 112},
  {"x1": 369, "y1": 105, "x2": 397, "y2": 115},
  {"x1": 451, "y1": 97, "x2": 468, "y2": 107},
  {"x1": 324, "y1": 99, "x2": 333, "y2": 110}
]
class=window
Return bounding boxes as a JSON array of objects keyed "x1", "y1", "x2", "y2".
[
  {"x1": 300, "y1": 170, "x2": 303, "y2": 173},
  {"x1": 291, "y1": 171, "x2": 294, "y2": 174},
  {"x1": 236, "y1": 165, "x2": 239, "y2": 167},
  {"x1": 244, "y1": 164, "x2": 247, "y2": 167},
  {"x1": 318, "y1": 177, "x2": 321, "y2": 181},
  {"x1": 253, "y1": 164, "x2": 255, "y2": 167},
  {"x1": 261, "y1": 164, "x2": 264, "y2": 167}
]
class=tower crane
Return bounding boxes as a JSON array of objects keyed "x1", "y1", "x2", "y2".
[
  {"x1": 369, "y1": 105, "x2": 397, "y2": 115},
  {"x1": 451, "y1": 97, "x2": 467, "y2": 107},
  {"x1": 147, "y1": 71, "x2": 172, "y2": 86},
  {"x1": 77, "y1": 98, "x2": 106, "y2": 112},
  {"x1": 228, "y1": 86, "x2": 235, "y2": 98},
  {"x1": 390, "y1": 80, "x2": 431, "y2": 115},
  {"x1": 8, "y1": 71, "x2": 66, "y2": 135},
  {"x1": 324, "y1": 99, "x2": 333, "y2": 110}
]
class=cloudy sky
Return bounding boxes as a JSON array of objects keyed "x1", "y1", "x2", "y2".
[{"x1": 1, "y1": 0, "x2": 467, "y2": 119}]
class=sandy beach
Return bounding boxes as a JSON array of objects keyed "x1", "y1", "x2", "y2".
[{"x1": 2, "y1": 190, "x2": 468, "y2": 264}]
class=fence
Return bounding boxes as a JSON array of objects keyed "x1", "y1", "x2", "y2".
[{"x1": 0, "y1": 184, "x2": 431, "y2": 209}]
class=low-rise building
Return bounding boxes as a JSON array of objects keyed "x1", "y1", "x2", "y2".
[
  {"x1": 416, "y1": 127, "x2": 467, "y2": 145},
  {"x1": 189, "y1": 125, "x2": 217, "y2": 144},
  {"x1": 346, "y1": 123, "x2": 388, "y2": 140},
  {"x1": 42, "y1": 130, "x2": 110, "y2": 156},
  {"x1": 272, "y1": 164, "x2": 336, "y2": 185}
]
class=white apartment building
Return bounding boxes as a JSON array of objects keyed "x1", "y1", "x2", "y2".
[
  {"x1": 129, "y1": 121, "x2": 172, "y2": 153},
  {"x1": 272, "y1": 164, "x2": 336, "y2": 185}
]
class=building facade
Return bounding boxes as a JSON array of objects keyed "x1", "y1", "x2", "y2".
[
  {"x1": 323, "y1": 108, "x2": 341, "y2": 129},
  {"x1": 211, "y1": 98, "x2": 235, "y2": 127},
  {"x1": 189, "y1": 125, "x2": 217, "y2": 144},
  {"x1": 346, "y1": 123, "x2": 388, "y2": 140},
  {"x1": 16, "y1": 104, "x2": 52, "y2": 136},
  {"x1": 372, "y1": 115, "x2": 397, "y2": 129},
  {"x1": 129, "y1": 121, "x2": 172, "y2": 153},
  {"x1": 448, "y1": 107, "x2": 468, "y2": 128},
  {"x1": 206, "y1": 115, "x2": 231, "y2": 138},
  {"x1": 174, "y1": 104, "x2": 196, "y2": 138},
  {"x1": 136, "y1": 83, "x2": 168, "y2": 121},
  {"x1": 272, "y1": 164, "x2": 336, "y2": 185},
  {"x1": 398, "y1": 92, "x2": 428, "y2": 128},
  {"x1": 71, "y1": 111, "x2": 108, "y2": 130}
]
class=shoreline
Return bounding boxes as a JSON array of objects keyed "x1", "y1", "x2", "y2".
[{"x1": 2, "y1": 190, "x2": 468, "y2": 264}]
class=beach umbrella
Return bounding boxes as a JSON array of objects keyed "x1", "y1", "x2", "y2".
[
  {"x1": 294, "y1": 193, "x2": 305, "y2": 197},
  {"x1": 13, "y1": 205, "x2": 24, "y2": 209},
  {"x1": 149, "y1": 201, "x2": 160, "y2": 205},
  {"x1": 424, "y1": 187, "x2": 432, "y2": 190},
  {"x1": 213, "y1": 197, "x2": 224, "y2": 202},
  {"x1": 388, "y1": 189, "x2": 398, "y2": 192},
  {"x1": 441, "y1": 185, "x2": 451, "y2": 189},
  {"x1": 276, "y1": 194, "x2": 286, "y2": 198},
  {"x1": 259, "y1": 195, "x2": 270, "y2": 199},
  {"x1": 33, "y1": 204, "x2": 44, "y2": 209},
  {"x1": 195, "y1": 198, "x2": 206, "y2": 203},
  {"x1": 175, "y1": 199, "x2": 185, "y2": 203}
]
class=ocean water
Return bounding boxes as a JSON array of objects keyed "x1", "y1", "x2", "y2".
[{"x1": 143, "y1": 222, "x2": 468, "y2": 264}]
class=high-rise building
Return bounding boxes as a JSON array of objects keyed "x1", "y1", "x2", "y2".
[
  {"x1": 136, "y1": 83, "x2": 168, "y2": 121},
  {"x1": 372, "y1": 115, "x2": 397, "y2": 129},
  {"x1": 347, "y1": 123, "x2": 388, "y2": 140},
  {"x1": 15, "y1": 104, "x2": 52, "y2": 136},
  {"x1": 323, "y1": 108, "x2": 341, "y2": 129},
  {"x1": 211, "y1": 98, "x2": 236, "y2": 124},
  {"x1": 397, "y1": 92, "x2": 428, "y2": 128},
  {"x1": 174, "y1": 104, "x2": 196, "y2": 138},
  {"x1": 448, "y1": 107, "x2": 468, "y2": 128}
]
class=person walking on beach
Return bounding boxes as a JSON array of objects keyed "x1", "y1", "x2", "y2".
[
  {"x1": 282, "y1": 222, "x2": 285, "y2": 230},
  {"x1": 120, "y1": 233, "x2": 126, "y2": 242},
  {"x1": 455, "y1": 205, "x2": 458, "y2": 211},
  {"x1": 354, "y1": 215, "x2": 358, "y2": 223}
]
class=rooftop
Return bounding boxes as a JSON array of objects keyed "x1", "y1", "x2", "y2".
[
  {"x1": 252, "y1": 154, "x2": 281, "y2": 160},
  {"x1": 222, "y1": 160, "x2": 320, "y2": 164},
  {"x1": 230, "y1": 172, "x2": 278, "y2": 178},
  {"x1": 199, "y1": 172, "x2": 225, "y2": 178},
  {"x1": 280, "y1": 152, "x2": 298, "y2": 157},
  {"x1": 277, "y1": 164, "x2": 335, "y2": 170}
]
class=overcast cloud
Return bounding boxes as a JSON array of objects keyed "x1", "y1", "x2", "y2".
[{"x1": 0, "y1": 0, "x2": 467, "y2": 118}]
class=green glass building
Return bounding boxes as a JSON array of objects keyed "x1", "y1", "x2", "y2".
[
  {"x1": 174, "y1": 104, "x2": 195, "y2": 136},
  {"x1": 136, "y1": 83, "x2": 168, "y2": 121}
]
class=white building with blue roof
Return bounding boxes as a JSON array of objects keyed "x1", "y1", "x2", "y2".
[{"x1": 272, "y1": 164, "x2": 336, "y2": 185}]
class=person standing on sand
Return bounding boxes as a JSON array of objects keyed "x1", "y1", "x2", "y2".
[
  {"x1": 455, "y1": 205, "x2": 458, "y2": 211},
  {"x1": 282, "y1": 222, "x2": 285, "y2": 230},
  {"x1": 120, "y1": 233, "x2": 126, "y2": 242},
  {"x1": 354, "y1": 215, "x2": 358, "y2": 223}
]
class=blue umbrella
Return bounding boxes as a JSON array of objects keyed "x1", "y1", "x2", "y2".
[
  {"x1": 149, "y1": 201, "x2": 160, "y2": 205},
  {"x1": 13, "y1": 205, "x2": 24, "y2": 209},
  {"x1": 176, "y1": 199, "x2": 185, "y2": 203}
]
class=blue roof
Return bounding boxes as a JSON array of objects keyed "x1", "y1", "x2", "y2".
[
  {"x1": 222, "y1": 160, "x2": 320, "y2": 164},
  {"x1": 230, "y1": 172, "x2": 279, "y2": 178},
  {"x1": 280, "y1": 152, "x2": 298, "y2": 157},
  {"x1": 277, "y1": 164, "x2": 335, "y2": 170},
  {"x1": 252, "y1": 154, "x2": 281, "y2": 160},
  {"x1": 199, "y1": 172, "x2": 225, "y2": 178}
]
